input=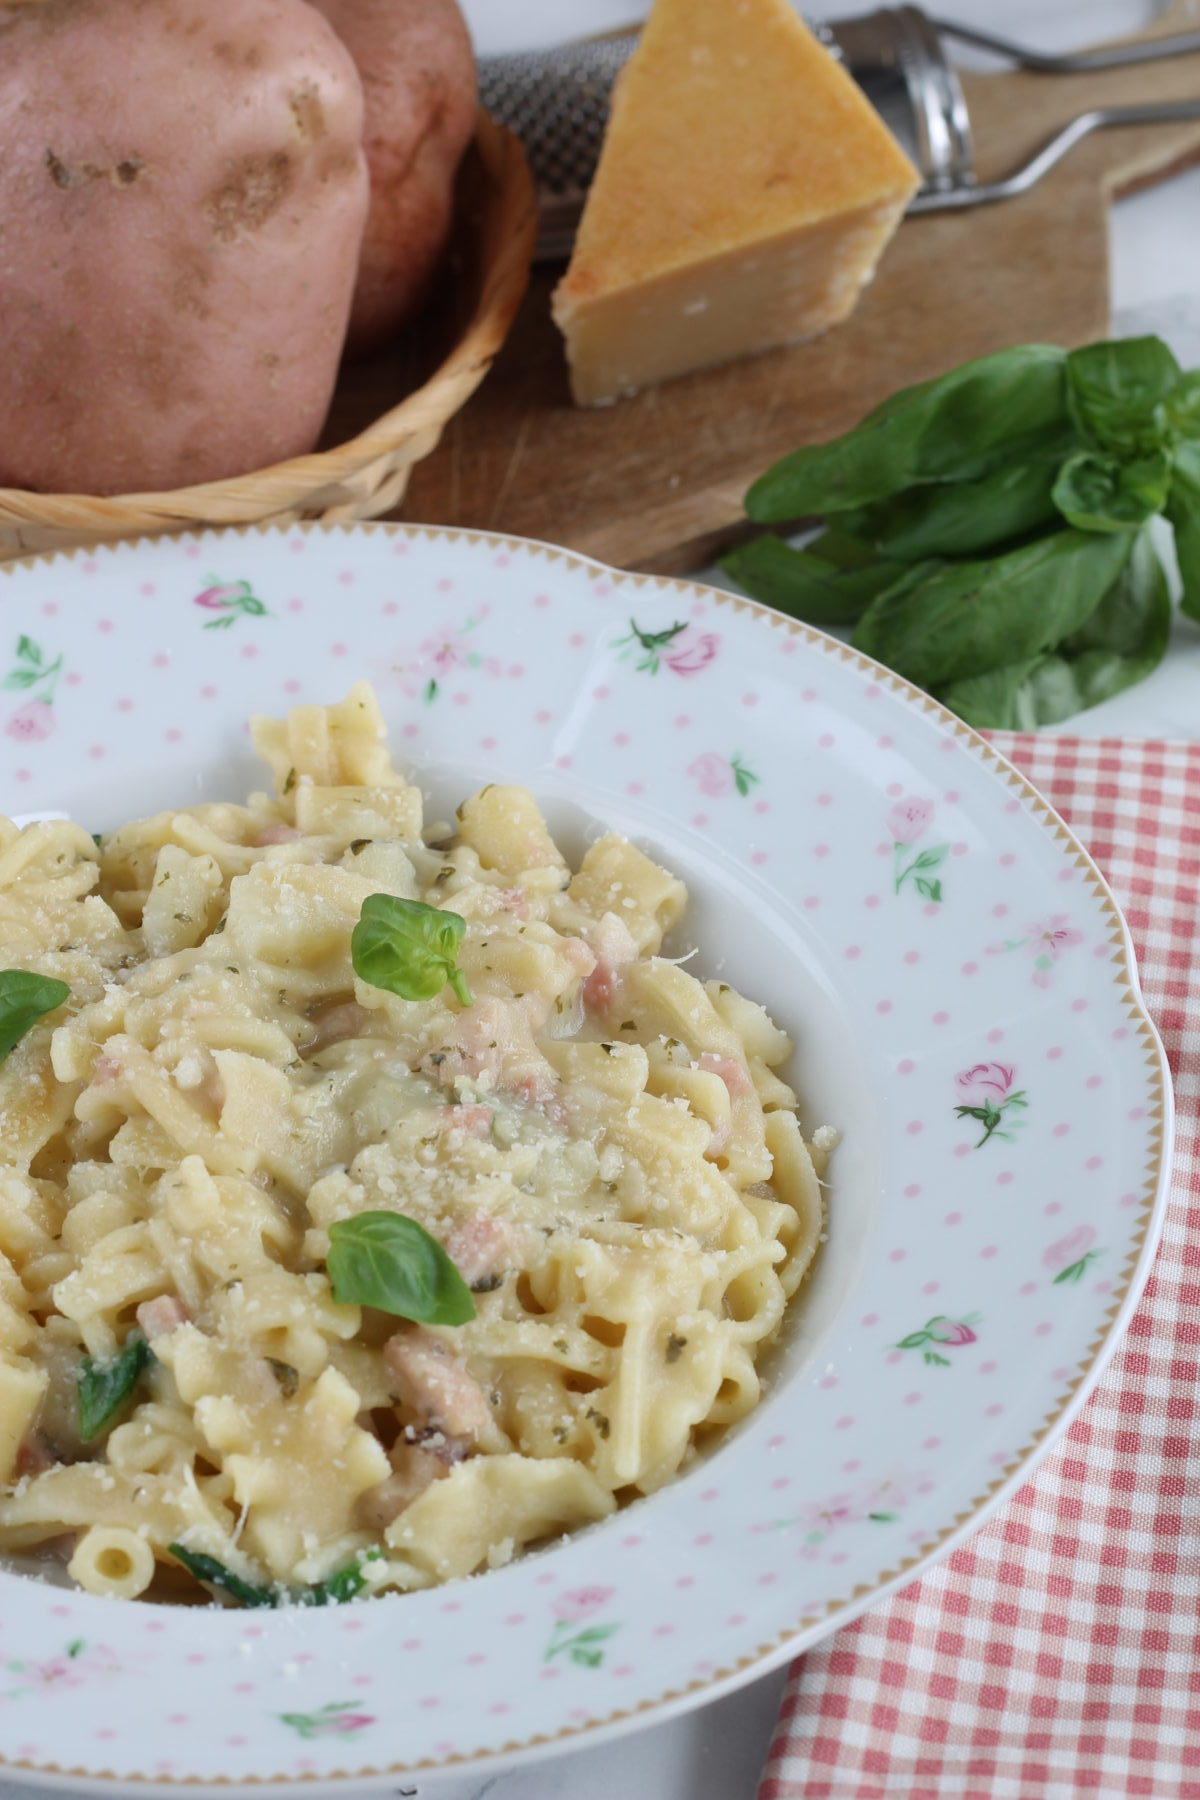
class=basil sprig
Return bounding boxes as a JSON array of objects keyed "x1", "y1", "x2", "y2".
[
  {"x1": 351, "y1": 894, "x2": 471, "y2": 1007},
  {"x1": 168, "y1": 1544, "x2": 383, "y2": 1608},
  {"x1": 77, "y1": 1331, "x2": 152, "y2": 1441},
  {"x1": 0, "y1": 970, "x2": 70, "y2": 1063},
  {"x1": 327, "y1": 1210, "x2": 475, "y2": 1326},
  {"x1": 724, "y1": 334, "x2": 1200, "y2": 728}
]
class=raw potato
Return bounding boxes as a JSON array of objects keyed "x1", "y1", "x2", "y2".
[
  {"x1": 0, "y1": 0, "x2": 370, "y2": 496},
  {"x1": 309, "y1": 0, "x2": 477, "y2": 353}
]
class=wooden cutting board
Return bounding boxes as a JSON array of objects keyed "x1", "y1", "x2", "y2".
[{"x1": 394, "y1": 0, "x2": 1200, "y2": 573}]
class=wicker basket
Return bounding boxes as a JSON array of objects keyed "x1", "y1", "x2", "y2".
[{"x1": 0, "y1": 111, "x2": 536, "y2": 563}]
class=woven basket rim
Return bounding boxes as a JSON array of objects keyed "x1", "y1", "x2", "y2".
[{"x1": 0, "y1": 109, "x2": 533, "y2": 528}]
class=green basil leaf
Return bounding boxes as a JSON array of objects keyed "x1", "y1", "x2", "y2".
[
  {"x1": 77, "y1": 1332, "x2": 152, "y2": 1441},
  {"x1": 719, "y1": 531, "x2": 914, "y2": 624},
  {"x1": 1167, "y1": 439, "x2": 1200, "y2": 622},
  {"x1": 327, "y1": 1211, "x2": 476, "y2": 1325},
  {"x1": 1051, "y1": 447, "x2": 1172, "y2": 534},
  {"x1": 168, "y1": 1544, "x2": 384, "y2": 1608},
  {"x1": 838, "y1": 436, "x2": 1073, "y2": 561},
  {"x1": 1065, "y1": 335, "x2": 1181, "y2": 455},
  {"x1": 745, "y1": 345, "x2": 1067, "y2": 521},
  {"x1": 351, "y1": 894, "x2": 471, "y2": 1007},
  {"x1": 298, "y1": 1548, "x2": 384, "y2": 1606},
  {"x1": 168, "y1": 1545, "x2": 277, "y2": 1607},
  {"x1": 0, "y1": 971, "x2": 70, "y2": 1062},
  {"x1": 936, "y1": 529, "x2": 1170, "y2": 728},
  {"x1": 852, "y1": 529, "x2": 1132, "y2": 689},
  {"x1": 1163, "y1": 370, "x2": 1200, "y2": 443}
]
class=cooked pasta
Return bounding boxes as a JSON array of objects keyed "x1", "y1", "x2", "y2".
[{"x1": 0, "y1": 684, "x2": 834, "y2": 1603}]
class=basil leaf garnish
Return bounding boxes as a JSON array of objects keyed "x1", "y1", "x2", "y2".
[
  {"x1": 168, "y1": 1545, "x2": 384, "y2": 1608},
  {"x1": 327, "y1": 1211, "x2": 475, "y2": 1326},
  {"x1": 77, "y1": 1331, "x2": 152, "y2": 1441},
  {"x1": 351, "y1": 894, "x2": 471, "y2": 1007},
  {"x1": 297, "y1": 1548, "x2": 384, "y2": 1606},
  {"x1": 0, "y1": 971, "x2": 70, "y2": 1063},
  {"x1": 168, "y1": 1544, "x2": 276, "y2": 1607}
]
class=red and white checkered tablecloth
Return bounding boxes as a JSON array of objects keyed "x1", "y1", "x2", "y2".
[{"x1": 760, "y1": 735, "x2": 1200, "y2": 1800}]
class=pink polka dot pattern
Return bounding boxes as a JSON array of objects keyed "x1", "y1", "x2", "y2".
[{"x1": 0, "y1": 522, "x2": 1165, "y2": 1789}]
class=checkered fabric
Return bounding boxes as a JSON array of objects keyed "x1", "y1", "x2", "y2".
[{"x1": 760, "y1": 736, "x2": 1200, "y2": 1800}]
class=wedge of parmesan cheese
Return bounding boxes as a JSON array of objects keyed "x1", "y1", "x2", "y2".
[{"x1": 551, "y1": 0, "x2": 921, "y2": 406}]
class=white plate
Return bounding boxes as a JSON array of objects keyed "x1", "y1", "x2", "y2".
[{"x1": 0, "y1": 525, "x2": 1171, "y2": 1794}]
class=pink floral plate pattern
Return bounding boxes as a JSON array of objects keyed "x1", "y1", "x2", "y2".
[{"x1": 0, "y1": 524, "x2": 1171, "y2": 1794}]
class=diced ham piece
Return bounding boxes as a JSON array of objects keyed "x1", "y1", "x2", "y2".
[
  {"x1": 252, "y1": 824, "x2": 302, "y2": 846},
  {"x1": 439, "y1": 1103, "x2": 492, "y2": 1142},
  {"x1": 494, "y1": 886, "x2": 530, "y2": 919},
  {"x1": 383, "y1": 1327, "x2": 489, "y2": 1439},
  {"x1": 14, "y1": 1433, "x2": 58, "y2": 1480},
  {"x1": 444, "y1": 1211, "x2": 510, "y2": 1286},
  {"x1": 582, "y1": 913, "x2": 637, "y2": 1012},
  {"x1": 505, "y1": 1068, "x2": 567, "y2": 1128},
  {"x1": 136, "y1": 1295, "x2": 189, "y2": 1342},
  {"x1": 560, "y1": 936, "x2": 597, "y2": 980},
  {"x1": 705, "y1": 1119, "x2": 732, "y2": 1159},
  {"x1": 301, "y1": 998, "x2": 375, "y2": 1056},
  {"x1": 91, "y1": 1053, "x2": 122, "y2": 1085},
  {"x1": 698, "y1": 1052, "x2": 754, "y2": 1098}
]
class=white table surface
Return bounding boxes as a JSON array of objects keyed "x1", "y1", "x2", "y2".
[{"x1": 3, "y1": 3, "x2": 1197, "y2": 1798}]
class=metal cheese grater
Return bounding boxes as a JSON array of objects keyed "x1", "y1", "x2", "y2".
[{"x1": 477, "y1": 7, "x2": 1200, "y2": 260}]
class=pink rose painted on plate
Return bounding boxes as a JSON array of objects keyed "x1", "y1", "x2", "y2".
[
  {"x1": 1044, "y1": 1224, "x2": 1105, "y2": 1286},
  {"x1": 988, "y1": 915, "x2": 1084, "y2": 988},
  {"x1": 895, "y1": 1313, "x2": 980, "y2": 1367},
  {"x1": 278, "y1": 1701, "x2": 376, "y2": 1741},
  {"x1": 193, "y1": 576, "x2": 270, "y2": 631},
  {"x1": 544, "y1": 1587, "x2": 622, "y2": 1667},
  {"x1": 770, "y1": 1475, "x2": 914, "y2": 1551},
  {"x1": 954, "y1": 1061, "x2": 1028, "y2": 1147},
  {"x1": 4, "y1": 636, "x2": 62, "y2": 740},
  {"x1": 888, "y1": 794, "x2": 950, "y2": 903},
  {"x1": 5, "y1": 699, "x2": 55, "y2": 742},
  {"x1": 394, "y1": 608, "x2": 499, "y2": 702},
  {"x1": 1, "y1": 1638, "x2": 121, "y2": 1703},
  {"x1": 688, "y1": 751, "x2": 759, "y2": 798},
  {"x1": 615, "y1": 618, "x2": 719, "y2": 677}
]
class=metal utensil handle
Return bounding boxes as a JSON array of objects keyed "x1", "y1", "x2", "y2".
[
  {"x1": 909, "y1": 98, "x2": 1200, "y2": 212},
  {"x1": 932, "y1": 16, "x2": 1200, "y2": 74}
]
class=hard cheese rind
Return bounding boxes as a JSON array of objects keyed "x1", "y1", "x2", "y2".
[{"x1": 551, "y1": 0, "x2": 921, "y2": 406}]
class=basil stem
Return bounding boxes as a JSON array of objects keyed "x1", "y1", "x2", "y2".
[
  {"x1": 0, "y1": 971, "x2": 70, "y2": 1064},
  {"x1": 77, "y1": 1332, "x2": 152, "y2": 1442},
  {"x1": 327, "y1": 1211, "x2": 475, "y2": 1326},
  {"x1": 351, "y1": 894, "x2": 471, "y2": 1007}
]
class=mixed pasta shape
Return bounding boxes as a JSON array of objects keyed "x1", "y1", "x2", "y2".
[{"x1": 0, "y1": 684, "x2": 832, "y2": 1604}]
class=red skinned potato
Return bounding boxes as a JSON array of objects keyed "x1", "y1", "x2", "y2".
[
  {"x1": 0, "y1": 0, "x2": 369, "y2": 496},
  {"x1": 308, "y1": 0, "x2": 476, "y2": 354}
]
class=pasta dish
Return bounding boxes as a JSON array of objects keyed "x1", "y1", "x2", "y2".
[{"x1": 0, "y1": 685, "x2": 832, "y2": 1605}]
